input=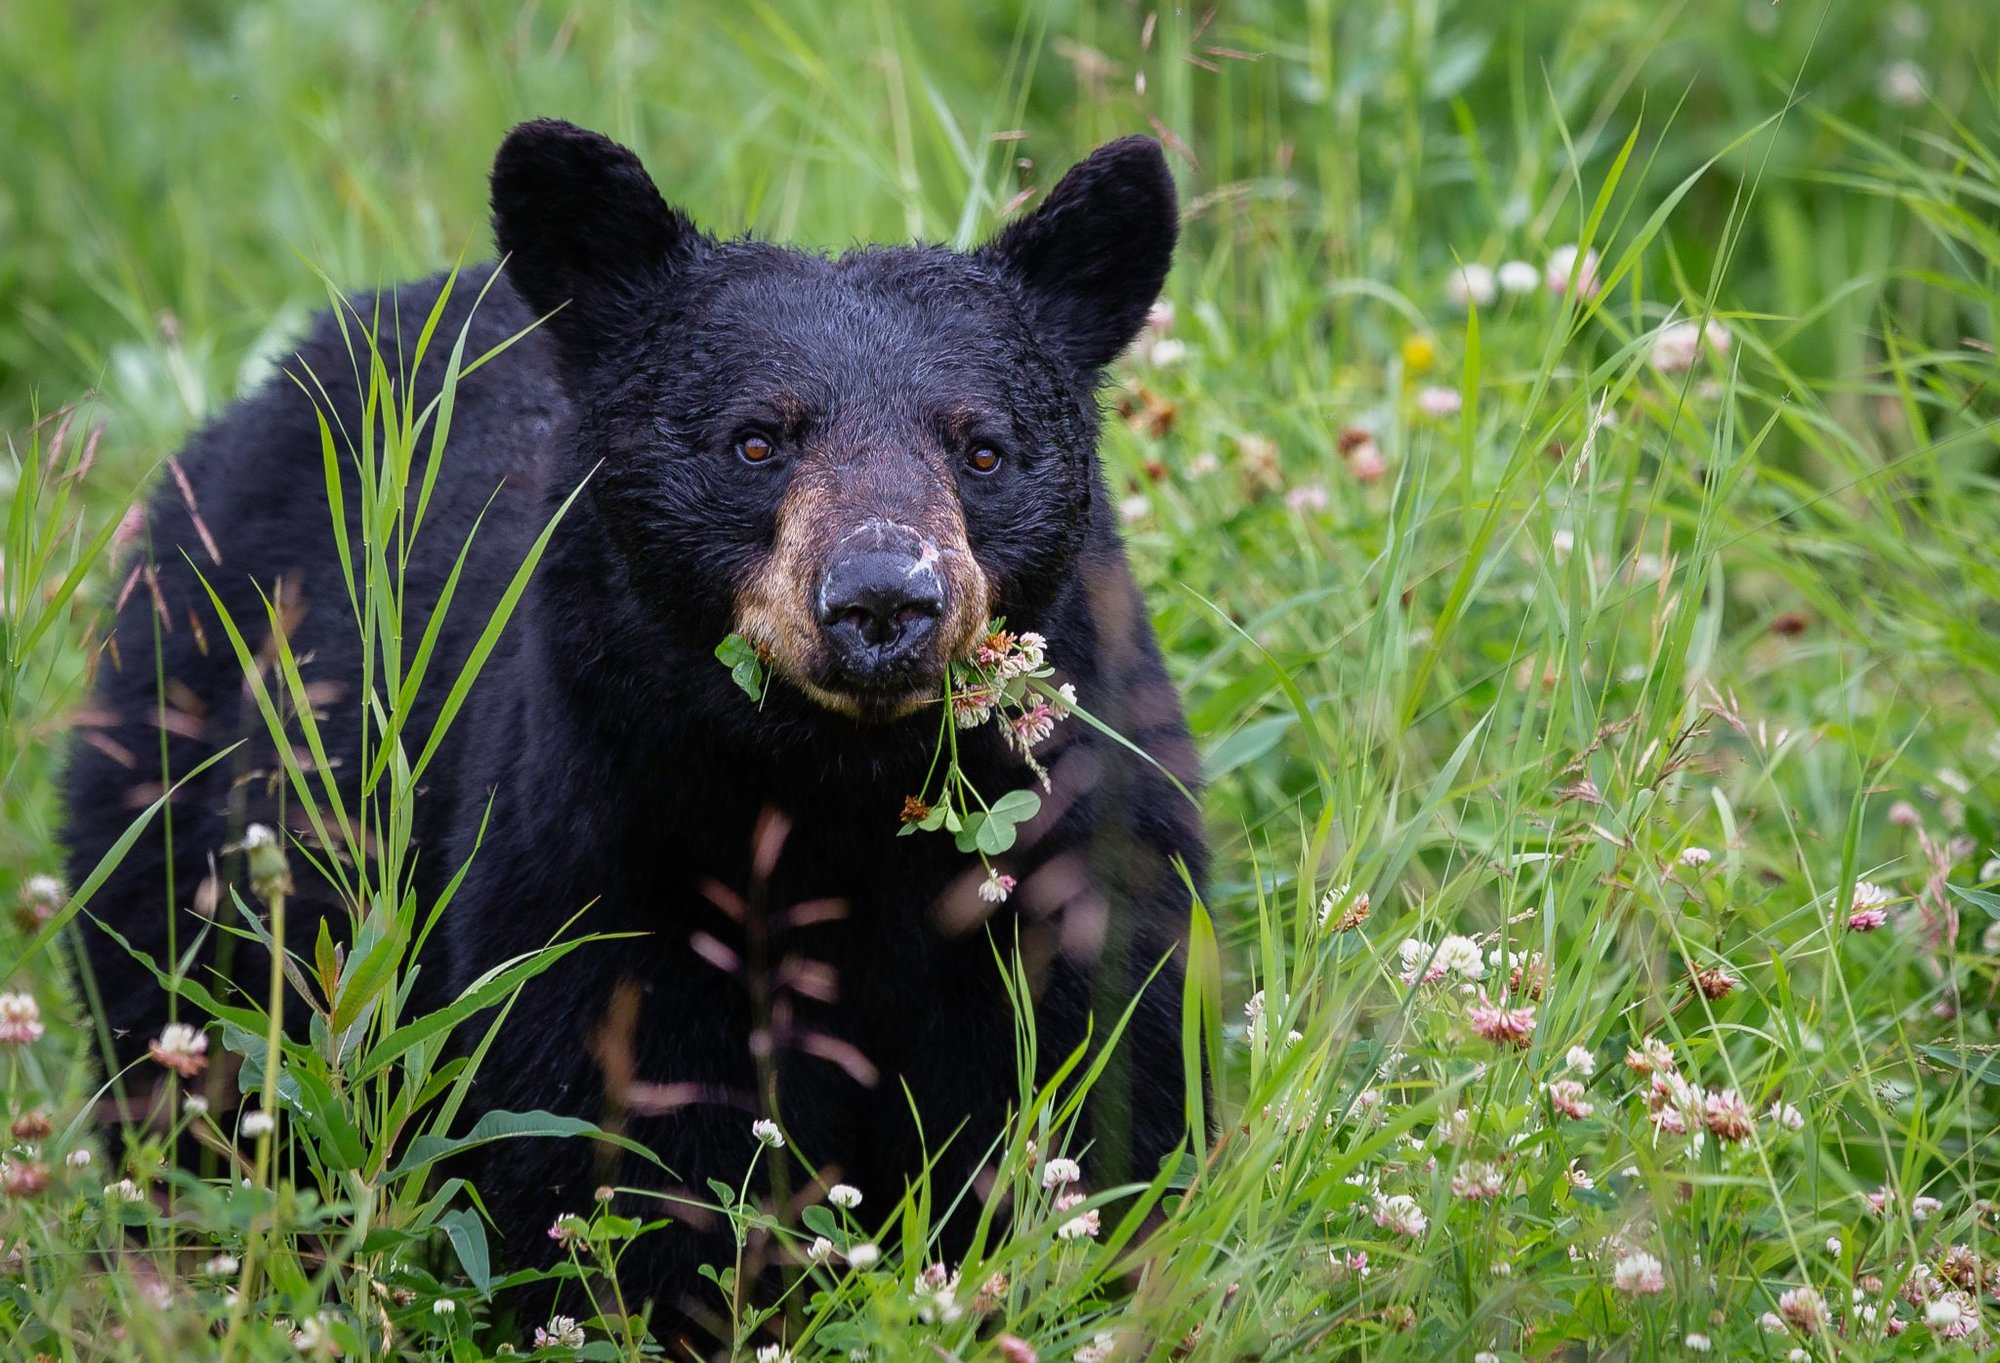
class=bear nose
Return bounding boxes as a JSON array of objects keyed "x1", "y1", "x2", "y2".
[{"x1": 817, "y1": 549, "x2": 945, "y2": 676}]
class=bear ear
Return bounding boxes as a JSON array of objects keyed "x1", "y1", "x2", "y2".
[
  {"x1": 490, "y1": 119, "x2": 700, "y2": 374},
  {"x1": 980, "y1": 136, "x2": 1178, "y2": 372}
]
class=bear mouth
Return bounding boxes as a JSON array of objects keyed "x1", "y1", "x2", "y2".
[{"x1": 794, "y1": 668, "x2": 940, "y2": 724}]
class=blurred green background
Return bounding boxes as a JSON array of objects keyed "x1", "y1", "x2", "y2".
[{"x1": 2, "y1": 0, "x2": 1988, "y2": 445}]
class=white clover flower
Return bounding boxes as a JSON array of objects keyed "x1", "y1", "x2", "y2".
[
  {"x1": 1701, "y1": 1088, "x2": 1754, "y2": 1142},
  {"x1": 65, "y1": 1148, "x2": 92, "y2": 1170},
  {"x1": 433, "y1": 1298, "x2": 457, "y2": 1316},
  {"x1": 1415, "y1": 386, "x2": 1463, "y2": 419},
  {"x1": 1545, "y1": 244, "x2": 1601, "y2": 297},
  {"x1": 806, "y1": 1235, "x2": 835, "y2": 1265},
  {"x1": 1649, "y1": 319, "x2": 1730, "y2": 375},
  {"x1": 1612, "y1": 1249, "x2": 1665, "y2": 1295},
  {"x1": 534, "y1": 1315, "x2": 586, "y2": 1349},
  {"x1": 751, "y1": 1118, "x2": 785, "y2": 1149},
  {"x1": 1243, "y1": 988, "x2": 1266, "y2": 1024},
  {"x1": 1008, "y1": 703, "x2": 1056, "y2": 753},
  {"x1": 240, "y1": 1109, "x2": 275, "y2": 1138},
  {"x1": 1340, "y1": 429, "x2": 1387, "y2": 482},
  {"x1": 1497, "y1": 260, "x2": 1541, "y2": 295},
  {"x1": 828, "y1": 1183, "x2": 862, "y2": 1209},
  {"x1": 1012, "y1": 632, "x2": 1047, "y2": 673},
  {"x1": 1565, "y1": 1044, "x2": 1597, "y2": 1076},
  {"x1": 202, "y1": 1253, "x2": 239, "y2": 1276},
  {"x1": 1074, "y1": 1332, "x2": 1118, "y2": 1363},
  {"x1": 17, "y1": 874, "x2": 63, "y2": 925},
  {"x1": 1446, "y1": 263, "x2": 1497, "y2": 309},
  {"x1": 103, "y1": 1178, "x2": 143, "y2": 1203},
  {"x1": 1548, "y1": 1079, "x2": 1593, "y2": 1120},
  {"x1": 292, "y1": 1314, "x2": 331, "y2": 1353},
  {"x1": 1684, "y1": 1332, "x2": 1711, "y2": 1352},
  {"x1": 1284, "y1": 483, "x2": 1329, "y2": 514},
  {"x1": 1042, "y1": 1157, "x2": 1082, "y2": 1189},
  {"x1": 148, "y1": 1022, "x2": 210, "y2": 1078},
  {"x1": 1778, "y1": 1286, "x2": 1829, "y2": 1334},
  {"x1": 1925, "y1": 1290, "x2": 1977, "y2": 1340},
  {"x1": 1878, "y1": 59, "x2": 1925, "y2": 108},
  {"x1": 1317, "y1": 884, "x2": 1370, "y2": 931},
  {"x1": 1434, "y1": 935, "x2": 1485, "y2": 980},
  {"x1": 1118, "y1": 494, "x2": 1151, "y2": 523},
  {"x1": 845, "y1": 1241, "x2": 881, "y2": 1268},
  {"x1": 1677, "y1": 846, "x2": 1712, "y2": 868},
  {"x1": 1451, "y1": 1161, "x2": 1505, "y2": 1200},
  {"x1": 1847, "y1": 880, "x2": 1894, "y2": 931},
  {"x1": 1147, "y1": 338, "x2": 1187, "y2": 367},
  {"x1": 1371, "y1": 1193, "x2": 1428, "y2": 1238},
  {"x1": 1055, "y1": 1201, "x2": 1100, "y2": 1240},
  {"x1": 0, "y1": 993, "x2": 44, "y2": 1046},
  {"x1": 978, "y1": 870, "x2": 1017, "y2": 904}
]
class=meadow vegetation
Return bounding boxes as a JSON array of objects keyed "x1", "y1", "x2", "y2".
[{"x1": 3, "y1": 1, "x2": 1999, "y2": 1359}]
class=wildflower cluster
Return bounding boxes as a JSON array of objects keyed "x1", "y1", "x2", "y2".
[
  {"x1": 716, "y1": 621, "x2": 1075, "y2": 899},
  {"x1": 896, "y1": 622, "x2": 1076, "y2": 897},
  {"x1": 1396, "y1": 930, "x2": 1546, "y2": 1051}
]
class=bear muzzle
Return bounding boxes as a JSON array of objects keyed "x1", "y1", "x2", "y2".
[
  {"x1": 735, "y1": 481, "x2": 991, "y2": 721},
  {"x1": 816, "y1": 528, "x2": 947, "y2": 682}
]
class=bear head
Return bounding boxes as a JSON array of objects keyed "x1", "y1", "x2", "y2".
[{"x1": 490, "y1": 119, "x2": 1176, "y2": 726}]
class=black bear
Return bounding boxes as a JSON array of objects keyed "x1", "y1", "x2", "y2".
[{"x1": 64, "y1": 120, "x2": 1206, "y2": 1326}]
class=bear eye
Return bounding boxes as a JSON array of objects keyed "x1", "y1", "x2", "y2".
[
  {"x1": 966, "y1": 445, "x2": 1003, "y2": 476},
  {"x1": 736, "y1": 433, "x2": 777, "y2": 465}
]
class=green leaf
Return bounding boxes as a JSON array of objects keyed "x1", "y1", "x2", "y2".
[
  {"x1": 1919, "y1": 1043, "x2": 2000, "y2": 1086},
  {"x1": 1949, "y1": 883, "x2": 2000, "y2": 921},
  {"x1": 282, "y1": 1063, "x2": 368, "y2": 1172},
  {"x1": 988, "y1": 788, "x2": 1041, "y2": 822},
  {"x1": 440, "y1": 1208, "x2": 492, "y2": 1297},
  {"x1": 1181, "y1": 884, "x2": 1221, "y2": 1143},
  {"x1": 313, "y1": 918, "x2": 340, "y2": 1002},
  {"x1": 974, "y1": 814, "x2": 1016, "y2": 856},
  {"x1": 332, "y1": 918, "x2": 407, "y2": 1034},
  {"x1": 715, "y1": 632, "x2": 766, "y2": 701},
  {"x1": 954, "y1": 813, "x2": 985, "y2": 854},
  {"x1": 352, "y1": 935, "x2": 616, "y2": 1082},
  {"x1": 387, "y1": 1109, "x2": 664, "y2": 1182}
]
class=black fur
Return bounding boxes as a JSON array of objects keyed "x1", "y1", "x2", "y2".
[{"x1": 64, "y1": 121, "x2": 1206, "y2": 1330}]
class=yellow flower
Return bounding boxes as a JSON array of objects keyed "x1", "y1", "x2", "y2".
[{"x1": 1401, "y1": 333, "x2": 1437, "y2": 375}]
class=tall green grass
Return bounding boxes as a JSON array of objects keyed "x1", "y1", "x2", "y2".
[{"x1": 3, "y1": 1, "x2": 1998, "y2": 1359}]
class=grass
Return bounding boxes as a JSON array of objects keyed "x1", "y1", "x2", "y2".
[{"x1": 4, "y1": 0, "x2": 2000, "y2": 1358}]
